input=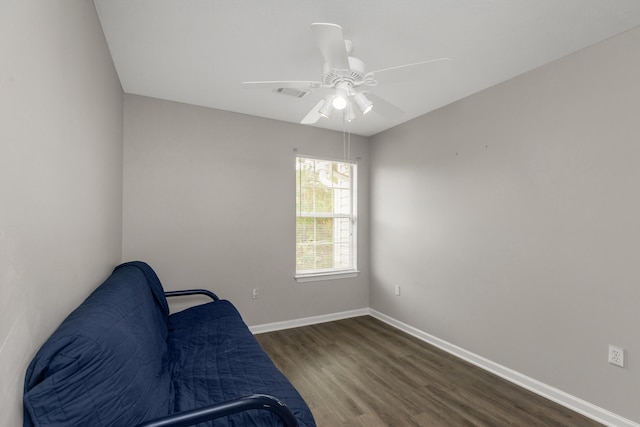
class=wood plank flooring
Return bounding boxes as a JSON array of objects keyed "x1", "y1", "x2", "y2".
[{"x1": 255, "y1": 316, "x2": 602, "y2": 427}]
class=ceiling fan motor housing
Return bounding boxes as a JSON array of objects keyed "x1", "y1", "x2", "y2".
[{"x1": 322, "y1": 56, "x2": 366, "y2": 88}]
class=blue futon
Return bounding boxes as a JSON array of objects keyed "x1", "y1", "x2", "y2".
[{"x1": 23, "y1": 261, "x2": 316, "y2": 427}]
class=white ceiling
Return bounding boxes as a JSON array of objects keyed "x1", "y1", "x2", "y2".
[{"x1": 94, "y1": 0, "x2": 640, "y2": 137}]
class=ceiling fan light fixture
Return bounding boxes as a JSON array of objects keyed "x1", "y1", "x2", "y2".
[
  {"x1": 318, "y1": 96, "x2": 334, "y2": 118},
  {"x1": 343, "y1": 101, "x2": 356, "y2": 122},
  {"x1": 354, "y1": 92, "x2": 373, "y2": 115},
  {"x1": 332, "y1": 95, "x2": 348, "y2": 110},
  {"x1": 332, "y1": 82, "x2": 349, "y2": 110}
]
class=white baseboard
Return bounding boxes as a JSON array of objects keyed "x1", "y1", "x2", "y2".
[
  {"x1": 249, "y1": 307, "x2": 370, "y2": 335},
  {"x1": 369, "y1": 309, "x2": 639, "y2": 427}
]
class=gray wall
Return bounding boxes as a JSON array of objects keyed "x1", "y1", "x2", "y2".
[
  {"x1": 123, "y1": 95, "x2": 370, "y2": 326},
  {"x1": 370, "y1": 27, "x2": 640, "y2": 421},
  {"x1": 0, "y1": 1, "x2": 124, "y2": 425}
]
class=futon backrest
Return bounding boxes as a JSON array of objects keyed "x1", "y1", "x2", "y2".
[{"x1": 23, "y1": 262, "x2": 173, "y2": 427}]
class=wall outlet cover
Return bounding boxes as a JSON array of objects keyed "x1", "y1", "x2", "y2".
[{"x1": 608, "y1": 345, "x2": 624, "y2": 368}]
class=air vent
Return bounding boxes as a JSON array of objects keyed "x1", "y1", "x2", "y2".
[{"x1": 273, "y1": 88, "x2": 310, "y2": 98}]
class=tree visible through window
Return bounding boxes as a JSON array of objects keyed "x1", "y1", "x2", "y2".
[{"x1": 296, "y1": 156, "x2": 357, "y2": 279}]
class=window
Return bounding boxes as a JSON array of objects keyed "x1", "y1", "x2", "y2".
[{"x1": 295, "y1": 156, "x2": 357, "y2": 281}]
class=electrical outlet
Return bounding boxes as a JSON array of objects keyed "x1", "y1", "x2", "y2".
[
  {"x1": 252, "y1": 288, "x2": 259, "y2": 299},
  {"x1": 394, "y1": 285, "x2": 401, "y2": 296},
  {"x1": 608, "y1": 345, "x2": 624, "y2": 368}
]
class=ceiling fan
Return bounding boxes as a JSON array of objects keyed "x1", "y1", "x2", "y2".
[{"x1": 242, "y1": 23, "x2": 450, "y2": 125}]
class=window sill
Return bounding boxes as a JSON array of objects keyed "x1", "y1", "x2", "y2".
[{"x1": 295, "y1": 270, "x2": 359, "y2": 283}]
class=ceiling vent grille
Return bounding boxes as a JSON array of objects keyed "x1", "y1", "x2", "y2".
[{"x1": 273, "y1": 88, "x2": 310, "y2": 98}]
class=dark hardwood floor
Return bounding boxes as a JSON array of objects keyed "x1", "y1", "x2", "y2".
[{"x1": 255, "y1": 316, "x2": 602, "y2": 427}]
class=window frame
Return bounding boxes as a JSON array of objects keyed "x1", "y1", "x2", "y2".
[{"x1": 295, "y1": 155, "x2": 358, "y2": 282}]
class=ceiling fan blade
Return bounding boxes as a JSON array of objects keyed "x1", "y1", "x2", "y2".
[
  {"x1": 242, "y1": 81, "x2": 320, "y2": 91},
  {"x1": 311, "y1": 23, "x2": 350, "y2": 71},
  {"x1": 300, "y1": 99, "x2": 325, "y2": 124},
  {"x1": 367, "y1": 93, "x2": 405, "y2": 120},
  {"x1": 370, "y1": 58, "x2": 451, "y2": 85}
]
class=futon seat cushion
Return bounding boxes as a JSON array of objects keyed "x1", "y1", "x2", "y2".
[{"x1": 168, "y1": 300, "x2": 315, "y2": 427}]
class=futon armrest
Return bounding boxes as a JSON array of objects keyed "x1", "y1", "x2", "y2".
[
  {"x1": 164, "y1": 289, "x2": 219, "y2": 301},
  {"x1": 134, "y1": 394, "x2": 299, "y2": 427}
]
